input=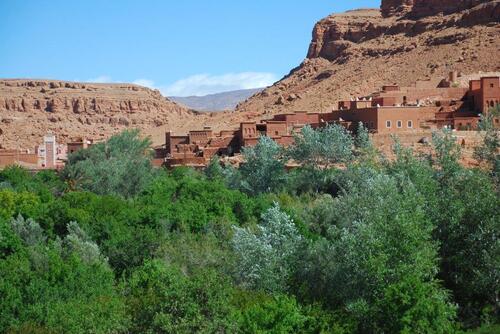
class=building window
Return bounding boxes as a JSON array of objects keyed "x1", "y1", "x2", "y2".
[
  {"x1": 386, "y1": 120, "x2": 392, "y2": 128},
  {"x1": 407, "y1": 120, "x2": 413, "y2": 128},
  {"x1": 397, "y1": 120, "x2": 402, "y2": 128},
  {"x1": 275, "y1": 131, "x2": 279, "y2": 135},
  {"x1": 491, "y1": 83, "x2": 495, "y2": 88},
  {"x1": 370, "y1": 121, "x2": 374, "y2": 129}
]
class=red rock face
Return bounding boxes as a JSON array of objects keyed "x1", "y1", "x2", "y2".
[
  {"x1": 307, "y1": 1, "x2": 499, "y2": 61},
  {"x1": 0, "y1": 79, "x2": 196, "y2": 149},
  {"x1": 381, "y1": 0, "x2": 414, "y2": 17},
  {"x1": 381, "y1": 0, "x2": 494, "y2": 18},
  {"x1": 412, "y1": 0, "x2": 494, "y2": 18},
  {"x1": 236, "y1": 0, "x2": 500, "y2": 122}
]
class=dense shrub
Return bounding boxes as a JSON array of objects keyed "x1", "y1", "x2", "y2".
[{"x1": 0, "y1": 128, "x2": 498, "y2": 332}]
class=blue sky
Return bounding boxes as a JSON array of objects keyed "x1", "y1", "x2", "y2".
[{"x1": 0, "y1": 0, "x2": 379, "y2": 96}]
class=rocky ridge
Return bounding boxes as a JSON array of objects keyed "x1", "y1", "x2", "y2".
[
  {"x1": 0, "y1": 79, "x2": 202, "y2": 149},
  {"x1": 235, "y1": 0, "x2": 500, "y2": 117}
]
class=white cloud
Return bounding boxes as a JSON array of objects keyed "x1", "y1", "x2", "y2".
[
  {"x1": 132, "y1": 78, "x2": 156, "y2": 88},
  {"x1": 161, "y1": 72, "x2": 278, "y2": 97},
  {"x1": 85, "y1": 75, "x2": 113, "y2": 83},
  {"x1": 82, "y1": 72, "x2": 278, "y2": 97}
]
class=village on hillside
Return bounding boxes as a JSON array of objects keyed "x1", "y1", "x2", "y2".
[{"x1": 3, "y1": 72, "x2": 497, "y2": 170}]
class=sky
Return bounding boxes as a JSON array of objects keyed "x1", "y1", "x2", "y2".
[{"x1": 0, "y1": 0, "x2": 379, "y2": 96}]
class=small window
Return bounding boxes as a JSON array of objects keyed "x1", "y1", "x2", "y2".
[
  {"x1": 275, "y1": 131, "x2": 279, "y2": 135},
  {"x1": 370, "y1": 121, "x2": 374, "y2": 128},
  {"x1": 386, "y1": 120, "x2": 392, "y2": 128},
  {"x1": 491, "y1": 83, "x2": 495, "y2": 88},
  {"x1": 407, "y1": 120, "x2": 413, "y2": 128},
  {"x1": 397, "y1": 120, "x2": 402, "y2": 128}
]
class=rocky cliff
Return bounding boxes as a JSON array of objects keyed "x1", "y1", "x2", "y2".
[
  {"x1": 382, "y1": 0, "x2": 495, "y2": 18},
  {"x1": 235, "y1": 0, "x2": 500, "y2": 117},
  {"x1": 0, "y1": 80, "x2": 199, "y2": 149}
]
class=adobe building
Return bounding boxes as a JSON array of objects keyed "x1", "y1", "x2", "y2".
[
  {"x1": 35, "y1": 134, "x2": 69, "y2": 169},
  {"x1": 67, "y1": 137, "x2": 93, "y2": 155},
  {"x1": 163, "y1": 73, "x2": 499, "y2": 167},
  {"x1": 0, "y1": 149, "x2": 38, "y2": 169},
  {"x1": 1, "y1": 134, "x2": 95, "y2": 170},
  {"x1": 164, "y1": 127, "x2": 240, "y2": 167},
  {"x1": 336, "y1": 73, "x2": 499, "y2": 133}
]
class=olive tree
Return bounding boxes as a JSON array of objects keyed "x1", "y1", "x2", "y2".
[
  {"x1": 63, "y1": 129, "x2": 154, "y2": 198},
  {"x1": 240, "y1": 136, "x2": 287, "y2": 195},
  {"x1": 232, "y1": 203, "x2": 303, "y2": 293},
  {"x1": 287, "y1": 124, "x2": 354, "y2": 168}
]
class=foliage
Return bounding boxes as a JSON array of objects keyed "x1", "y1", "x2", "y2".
[
  {"x1": 474, "y1": 105, "x2": 500, "y2": 183},
  {"x1": 63, "y1": 129, "x2": 154, "y2": 198},
  {"x1": 0, "y1": 218, "x2": 128, "y2": 333},
  {"x1": 124, "y1": 259, "x2": 236, "y2": 333},
  {"x1": 432, "y1": 128, "x2": 462, "y2": 179},
  {"x1": 295, "y1": 173, "x2": 457, "y2": 332},
  {"x1": 232, "y1": 203, "x2": 302, "y2": 293},
  {"x1": 1, "y1": 127, "x2": 498, "y2": 332},
  {"x1": 240, "y1": 136, "x2": 287, "y2": 194},
  {"x1": 235, "y1": 293, "x2": 309, "y2": 333},
  {"x1": 287, "y1": 124, "x2": 354, "y2": 168}
]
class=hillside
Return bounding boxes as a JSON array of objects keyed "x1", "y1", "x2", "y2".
[
  {"x1": 0, "y1": 79, "x2": 202, "y2": 149},
  {"x1": 170, "y1": 88, "x2": 263, "y2": 112},
  {"x1": 235, "y1": 0, "x2": 500, "y2": 117},
  {"x1": 2, "y1": 0, "x2": 499, "y2": 150}
]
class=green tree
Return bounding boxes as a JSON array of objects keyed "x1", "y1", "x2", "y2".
[
  {"x1": 240, "y1": 136, "x2": 287, "y2": 195},
  {"x1": 0, "y1": 219, "x2": 128, "y2": 333},
  {"x1": 287, "y1": 124, "x2": 354, "y2": 168},
  {"x1": 296, "y1": 174, "x2": 456, "y2": 333},
  {"x1": 232, "y1": 203, "x2": 302, "y2": 293},
  {"x1": 236, "y1": 294, "x2": 308, "y2": 334},
  {"x1": 204, "y1": 155, "x2": 224, "y2": 181},
  {"x1": 474, "y1": 105, "x2": 500, "y2": 183},
  {"x1": 433, "y1": 169, "x2": 499, "y2": 327},
  {"x1": 432, "y1": 129, "x2": 462, "y2": 180},
  {"x1": 63, "y1": 129, "x2": 154, "y2": 198},
  {"x1": 125, "y1": 260, "x2": 235, "y2": 333}
]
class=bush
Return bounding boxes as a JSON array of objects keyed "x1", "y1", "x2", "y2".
[{"x1": 63, "y1": 130, "x2": 154, "y2": 198}]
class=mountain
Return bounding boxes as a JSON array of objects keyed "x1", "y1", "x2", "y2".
[
  {"x1": 169, "y1": 88, "x2": 263, "y2": 112},
  {"x1": 2, "y1": 0, "x2": 498, "y2": 150},
  {"x1": 0, "y1": 79, "x2": 198, "y2": 149},
  {"x1": 235, "y1": 0, "x2": 500, "y2": 116}
]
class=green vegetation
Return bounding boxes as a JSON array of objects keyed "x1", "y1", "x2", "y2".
[{"x1": 0, "y1": 120, "x2": 498, "y2": 333}]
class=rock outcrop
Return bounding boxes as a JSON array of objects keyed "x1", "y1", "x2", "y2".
[
  {"x1": 308, "y1": 1, "x2": 500, "y2": 61},
  {"x1": 381, "y1": 0, "x2": 495, "y2": 19},
  {"x1": 236, "y1": 0, "x2": 500, "y2": 117},
  {"x1": 0, "y1": 79, "x2": 202, "y2": 149},
  {"x1": 381, "y1": 0, "x2": 414, "y2": 17}
]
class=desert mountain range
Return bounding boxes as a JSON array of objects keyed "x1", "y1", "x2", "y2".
[
  {"x1": 235, "y1": 0, "x2": 500, "y2": 115},
  {"x1": 0, "y1": 0, "x2": 499, "y2": 149},
  {"x1": 170, "y1": 88, "x2": 263, "y2": 112}
]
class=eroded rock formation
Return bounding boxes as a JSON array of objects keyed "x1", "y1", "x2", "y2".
[
  {"x1": 0, "y1": 80, "x2": 199, "y2": 149},
  {"x1": 236, "y1": 0, "x2": 500, "y2": 117}
]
